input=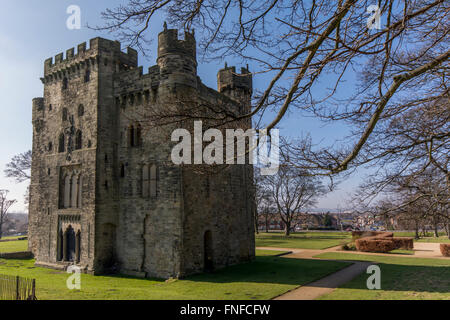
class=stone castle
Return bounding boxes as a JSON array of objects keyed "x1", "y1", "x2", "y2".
[{"x1": 28, "y1": 26, "x2": 255, "y2": 278}]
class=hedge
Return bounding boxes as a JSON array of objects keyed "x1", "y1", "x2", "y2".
[
  {"x1": 440, "y1": 244, "x2": 450, "y2": 257},
  {"x1": 354, "y1": 231, "x2": 413, "y2": 253}
]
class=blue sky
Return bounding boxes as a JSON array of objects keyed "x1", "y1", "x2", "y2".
[{"x1": 0, "y1": 1, "x2": 365, "y2": 212}]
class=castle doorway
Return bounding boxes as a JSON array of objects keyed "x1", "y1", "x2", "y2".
[
  {"x1": 204, "y1": 230, "x2": 213, "y2": 272},
  {"x1": 66, "y1": 226, "x2": 76, "y2": 261}
]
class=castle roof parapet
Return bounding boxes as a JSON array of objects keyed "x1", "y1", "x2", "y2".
[{"x1": 43, "y1": 37, "x2": 138, "y2": 77}]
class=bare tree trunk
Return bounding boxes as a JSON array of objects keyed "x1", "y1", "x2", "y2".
[
  {"x1": 285, "y1": 221, "x2": 291, "y2": 236},
  {"x1": 433, "y1": 216, "x2": 439, "y2": 237},
  {"x1": 415, "y1": 220, "x2": 420, "y2": 240}
]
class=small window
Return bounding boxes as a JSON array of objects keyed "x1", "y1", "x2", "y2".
[
  {"x1": 49, "y1": 104, "x2": 53, "y2": 111},
  {"x1": 48, "y1": 141, "x2": 53, "y2": 152},
  {"x1": 62, "y1": 77, "x2": 68, "y2": 90},
  {"x1": 62, "y1": 108, "x2": 68, "y2": 121},
  {"x1": 120, "y1": 164, "x2": 125, "y2": 178},
  {"x1": 78, "y1": 104, "x2": 84, "y2": 117}
]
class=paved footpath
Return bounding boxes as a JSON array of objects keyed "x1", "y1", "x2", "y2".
[
  {"x1": 257, "y1": 242, "x2": 448, "y2": 300},
  {"x1": 274, "y1": 261, "x2": 373, "y2": 300}
]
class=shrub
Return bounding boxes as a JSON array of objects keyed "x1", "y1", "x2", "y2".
[
  {"x1": 355, "y1": 239, "x2": 397, "y2": 253},
  {"x1": 440, "y1": 244, "x2": 450, "y2": 257},
  {"x1": 391, "y1": 237, "x2": 414, "y2": 250},
  {"x1": 341, "y1": 242, "x2": 357, "y2": 251},
  {"x1": 354, "y1": 231, "x2": 408, "y2": 253}
]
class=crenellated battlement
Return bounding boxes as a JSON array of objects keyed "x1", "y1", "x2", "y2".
[
  {"x1": 157, "y1": 26, "x2": 196, "y2": 60},
  {"x1": 43, "y1": 37, "x2": 138, "y2": 77},
  {"x1": 217, "y1": 64, "x2": 253, "y2": 94}
]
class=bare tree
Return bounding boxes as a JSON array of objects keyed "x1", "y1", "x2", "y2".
[
  {"x1": 4, "y1": 150, "x2": 31, "y2": 207},
  {"x1": 96, "y1": 0, "x2": 448, "y2": 179},
  {"x1": 4, "y1": 150, "x2": 31, "y2": 183},
  {"x1": 265, "y1": 163, "x2": 325, "y2": 236},
  {"x1": 0, "y1": 190, "x2": 17, "y2": 239}
]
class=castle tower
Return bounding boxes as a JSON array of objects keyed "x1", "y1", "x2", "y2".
[
  {"x1": 217, "y1": 65, "x2": 252, "y2": 109},
  {"x1": 29, "y1": 33, "x2": 255, "y2": 279},
  {"x1": 157, "y1": 25, "x2": 197, "y2": 88}
]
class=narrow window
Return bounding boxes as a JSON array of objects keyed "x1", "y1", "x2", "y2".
[
  {"x1": 78, "y1": 104, "x2": 84, "y2": 117},
  {"x1": 84, "y1": 69, "x2": 90, "y2": 82},
  {"x1": 58, "y1": 133, "x2": 65, "y2": 153},
  {"x1": 129, "y1": 125, "x2": 135, "y2": 147},
  {"x1": 136, "y1": 124, "x2": 142, "y2": 147},
  {"x1": 75, "y1": 130, "x2": 82, "y2": 150},
  {"x1": 62, "y1": 108, "x2": 68, "y2": 121},
  {"x1": 71, "y1": 175, "x2": 78, "y2": 208},
  {"x1": 77, "y1": 175, "x2": 82, "y2": 208},
  {"x1": 120, "y1": 164, "x2": 125, "y2": 178},
  {"x1": 62, "y1": 77, "x2": 68, "y2": 90},
  {"x1": 64, "y1": 175, "x2": 71, "y2": 208},
  {"x1": 142, "y1": 165, "x2": 149, "y2": 197},
  {"x1": 48, "y1": 141, "x2": 53, "y2": 152},
  {"x1": 49, "y1": 104, "x2": 52, "y2": 111},
  {"x1": 150, "y1": 164, "x2": 157, "y2": 198}
]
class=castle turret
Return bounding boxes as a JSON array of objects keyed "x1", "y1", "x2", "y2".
[
  {"x1": 157, "y1": 25, "x2": 197, "y2": 88},
  {"x1": 217, "y1": 65, "x2": 252, "y2": 108},
  {"x1": 32, "y1": 97, "x2": 45, "y2": 121}
]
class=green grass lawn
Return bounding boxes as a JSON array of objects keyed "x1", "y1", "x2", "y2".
[
  {"x1": 393, "y1": 232, "x2": 450, "y2": 243},
  {"x1": 0, "y1": 240, "x2": 28, "y2": 253},
  {"x1": 0, "y1": 250, "x2": 349, "y2": 300},
  {"x1": 255, "y1": 231, "x2": 351, "y2": 249},
  {"x1": 314, "y1": 252, "x2": 450, "y2": 300},
  {"x1": 254, "y1": 249, "x2": 291, "y2": 256},
  {"x1": 0, "y1": 235, "x2": 26, "y2": 240}
]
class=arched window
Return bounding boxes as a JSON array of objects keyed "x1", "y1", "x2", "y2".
[
  {"x1": 62, "y1": 77, "x2": 68, "y2": 90},
  {"x1": 84, "y1": 69, "x2": 90, "y2": 82},
  {"x1": 62, "y1": 108, "x2": 68, "y2": 121},
  {"x1": 58, "y1": 133, "x2": 65, "y2": 153},
  {"x1": 78, "y1": 104, "x2": 84, "y2": 117},
  {"x1": 75, "y1": 130, "x2": 82, "y2": 150},
  {"x1": 129, "y1": 125, "x2": 135, "y2": 147}
]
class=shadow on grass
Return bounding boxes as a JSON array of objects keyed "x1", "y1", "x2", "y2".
[
  {"x1": 183, "y1": 256, "x2": 350, "y2": 286},
  {"x1": 106, "y1": 256, "x2": 350, "y2": 287},
  {"x1": 337, "y1": 263, "x2": 450, "y2": 294}
]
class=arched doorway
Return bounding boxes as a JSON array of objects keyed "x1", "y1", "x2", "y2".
[
  {"x1": 66, "y1": 225, "x2": 76, "y2": 261},
  {"x1": 204, "y1": 231, "x2": 213, "y2": 272}
]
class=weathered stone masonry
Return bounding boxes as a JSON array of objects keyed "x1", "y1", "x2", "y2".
[{"x1": 29, "y1": 27, "x2": 255, "y2": 278}]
